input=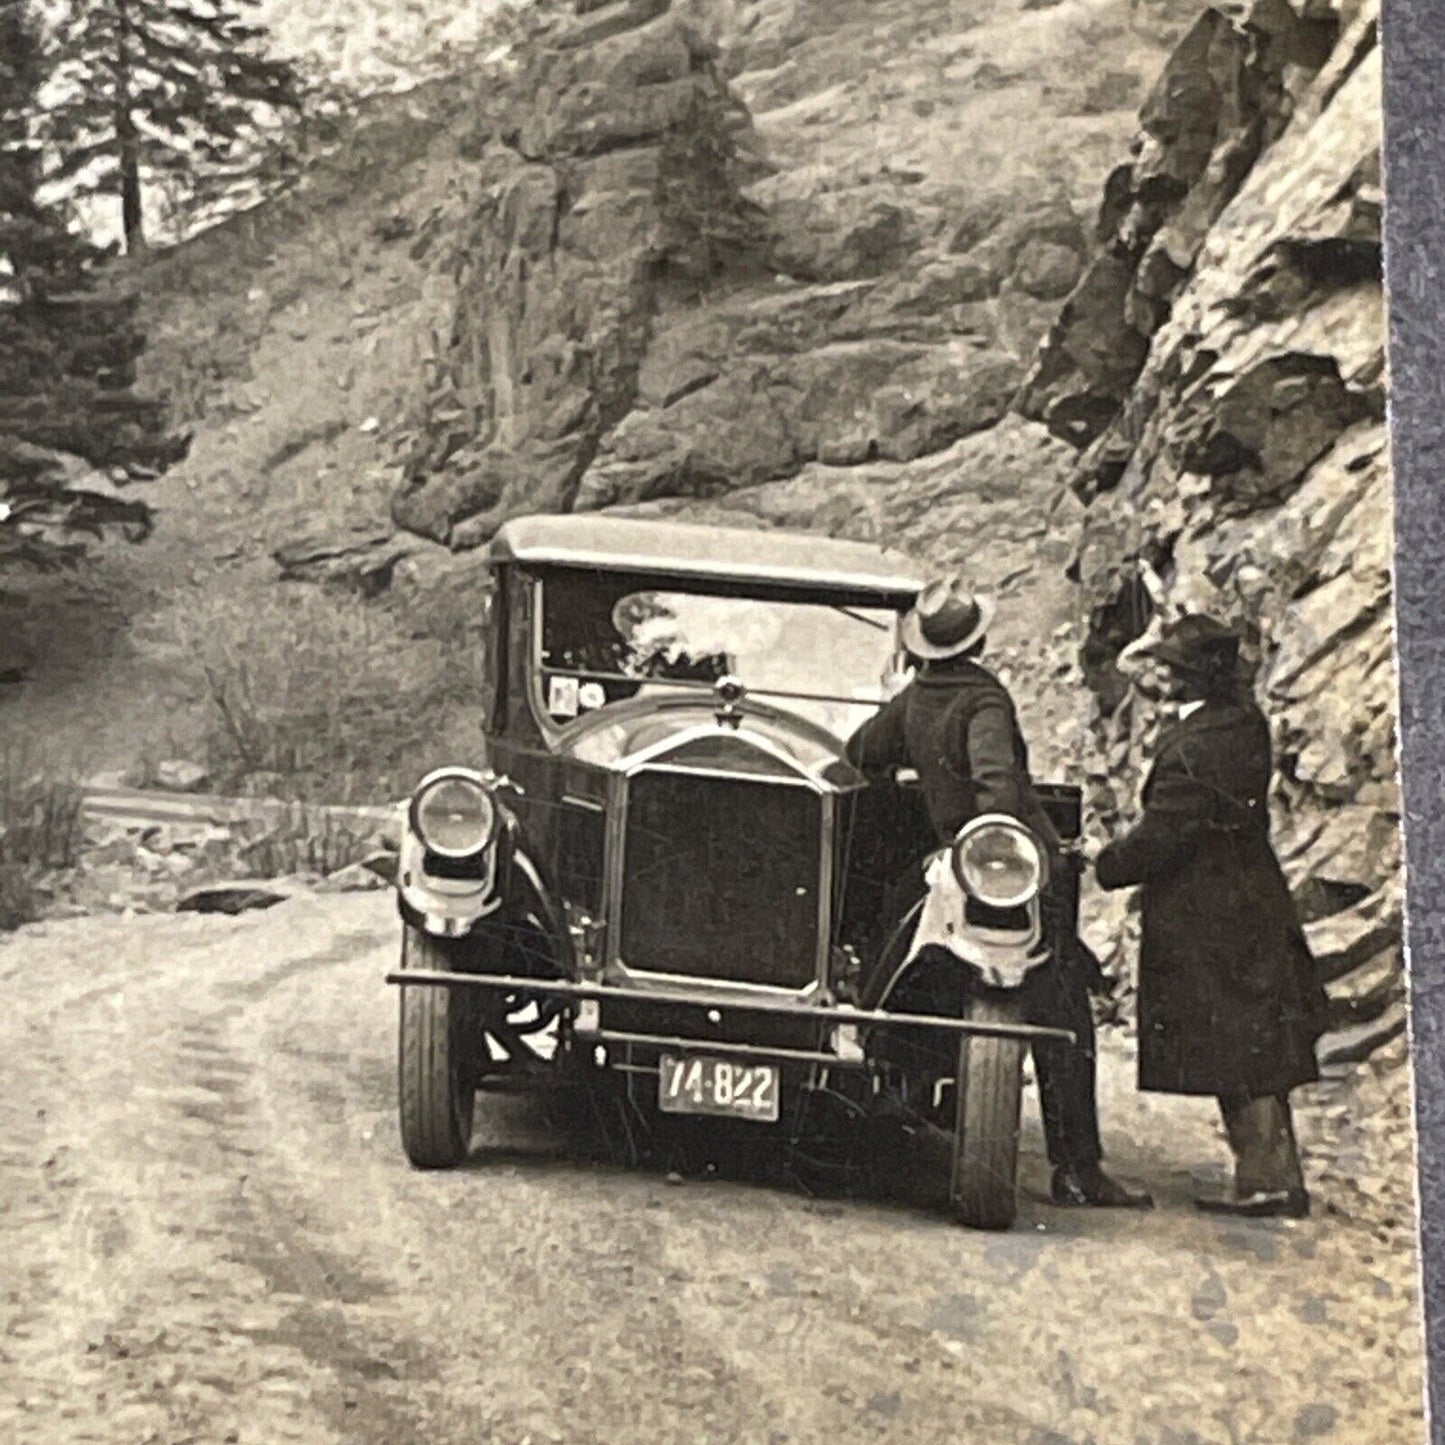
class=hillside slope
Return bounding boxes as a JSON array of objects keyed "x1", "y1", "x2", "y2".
[
  {"x1": 393, "y1": 0, "x2": 1194, "y2": 551},
  {"x1": 3, "y1": 0, "x2": 1399, "y2": 1069},
  {"x1": 0, "y1": 81, "x2": 490, "y2": 788},
  {"x1": 0, "y1": 0, "x2": 1188, "y2": 778}
]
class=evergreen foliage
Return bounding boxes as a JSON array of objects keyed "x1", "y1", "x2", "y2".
[
  {"x1": 0, "y1": 0, "x2": 187, "y2": 572},
  {"x1": 38, "y1": 0, "x2": 302, "y2": 254}
]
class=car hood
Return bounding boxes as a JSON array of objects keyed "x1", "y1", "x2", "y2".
[{"x1": 553, "y1": 694, "x2": 869, "y2": 789}]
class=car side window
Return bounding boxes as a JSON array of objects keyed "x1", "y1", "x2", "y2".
[
  {"x1": 478, "y1": 570, "x2": 502, "y2": 734},
  {"x1": 504, "y1": 568, "x2": 544, "y2": 743}
]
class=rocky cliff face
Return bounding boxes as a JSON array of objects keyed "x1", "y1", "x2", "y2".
[
  {"x1": 391, "y1": 0, "x2": 1184, "y2": 549},
  {"x1": 1025, "y1": 0, "x2": 1399, "y2": 1055},
  {"x1": 391, "y1": 0, "x2": 1398, "y2": 1056},
  {"x1": 389, "y1": 0, "x2": 756, "y2": 545}
]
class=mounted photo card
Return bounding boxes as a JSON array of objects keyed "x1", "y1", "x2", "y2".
[{"x1": 0, "y1": 0, "x2": 1436, "y2": 1440}]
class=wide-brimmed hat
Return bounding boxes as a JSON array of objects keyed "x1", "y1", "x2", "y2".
[
  {"x1": 901, "y1": 574, "x2": 996, "y2": 661},
  {"x1": 1137, "y1": 613, "x2": 1241, "y2": 678}
]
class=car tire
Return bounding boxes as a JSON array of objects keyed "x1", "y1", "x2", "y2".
[
  {"x1": 398, "y1": 925, "x2": 478, "y2": 1170},
  {"x1": 949, "y1": 993, "x2": 1025, "y2": 1231}
]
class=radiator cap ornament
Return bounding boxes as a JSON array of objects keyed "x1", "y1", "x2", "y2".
[{"x1": 713, "y1": 673, "x2": 746, "y2": 728}]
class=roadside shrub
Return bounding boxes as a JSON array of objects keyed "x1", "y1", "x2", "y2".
[
  {"x1": 233, "y1": 802, "x2": 389, "y2": 880},
  {"x1": 0, "y1": 751, "x2": 84, "y2": 930},
  {"x1": 175, "y1": 583, "x2": 480, "y2": 801},
  {"x1": 0, "y1": 865, "x2": 38, "y2": 932}
]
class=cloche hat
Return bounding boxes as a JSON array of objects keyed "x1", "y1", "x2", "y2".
[{"x1": 1137, "y1": 613, "x2": 1241, "y2": 678}]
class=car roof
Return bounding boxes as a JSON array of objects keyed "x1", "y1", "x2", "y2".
[{"x1": 487, "y1": 513, "x2": 926, "y2": 606}]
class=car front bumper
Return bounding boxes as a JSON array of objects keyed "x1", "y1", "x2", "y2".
[{"x1": 383, "y1": 968, "x2": 1076, "y2": 1058}]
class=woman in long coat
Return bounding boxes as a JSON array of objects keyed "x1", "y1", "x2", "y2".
[{"x1": 1094, "y1": 614, "x2": 1330, "y2": 1217}]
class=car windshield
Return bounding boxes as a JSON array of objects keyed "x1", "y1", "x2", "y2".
[{"x1": 536, "y1": 568, "x2": 901, "y2": 738}]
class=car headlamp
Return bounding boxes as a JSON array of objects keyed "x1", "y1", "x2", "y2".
[
  {"x1": 951, "y1": 818, "x2": 1044, "y2": 908},
  {"x1": 411, "y1": 772, "x2": 497, "y2": 858}
]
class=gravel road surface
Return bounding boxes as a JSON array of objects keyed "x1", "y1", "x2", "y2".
[{"x1": 0, "y1": 895, "x2": 1424, "y2": 1444}]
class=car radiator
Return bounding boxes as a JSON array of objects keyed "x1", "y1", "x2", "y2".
[{"x1": 617, "y1": 768, "x2": 823, "y2": 991}]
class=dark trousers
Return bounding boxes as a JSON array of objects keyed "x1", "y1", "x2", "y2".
[
  {"x1": 1020, "y1": 954, "x2": 1103, "y2": 1172},
  {"x1": 1217, "y1": 1092, "x2": 1304, "y2": 1196}
]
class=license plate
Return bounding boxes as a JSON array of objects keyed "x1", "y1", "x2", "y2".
[{"x1": 658, "y1": 1054, "x2": 780, "y2": 1123}]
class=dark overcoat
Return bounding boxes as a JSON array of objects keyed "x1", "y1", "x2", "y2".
[
  {"x1": 844, "y1": 659, "x2": 1059, "y2": 847},
  {"x1": 1094, "y1": 699, "x2": 1328, "y2": 1098}
]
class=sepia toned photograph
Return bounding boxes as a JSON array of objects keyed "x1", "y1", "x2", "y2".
[{"x1": 0, "y1": 0, "x2": 1422, "y2": 1440}]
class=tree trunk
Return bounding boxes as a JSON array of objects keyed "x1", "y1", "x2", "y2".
[
  {"x1": 114, "y1": 0, "x2": 145, "y2": 255},
  {"x1": 119, "y1": 138, "x2": 145, "y2": 255}
]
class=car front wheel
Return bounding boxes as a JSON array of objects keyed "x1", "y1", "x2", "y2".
[
  {"x1": 398, "y1": 925, "x2": 479, "y2": 1169},
  {"x1": 949, "y1": 993, "x2": 1026, "y2": 1230}
]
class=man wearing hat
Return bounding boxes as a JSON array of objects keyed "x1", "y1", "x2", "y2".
[
  {"x1": 1094, "y1": 613, "x2": 1330, "y2": 1217},
  {"x1": 846, "y1": 574, "x2": 1152, "y2": 1209}
]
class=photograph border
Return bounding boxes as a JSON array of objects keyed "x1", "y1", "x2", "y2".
[{"x1": 1382, "y1": 0, "x2": 1445, "y2": 1431}]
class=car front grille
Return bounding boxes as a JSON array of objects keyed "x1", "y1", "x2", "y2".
[{"x1": 618, "y1": 767, "x2": 822, "y2": 990}]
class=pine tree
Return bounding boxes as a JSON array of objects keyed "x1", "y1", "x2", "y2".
[
  {"x1": 1, "y1": 0, "x2": 186, "y2": 571},
  {"x1": 38, "y1": 0, "x2": 301, "y2": 254},
  {"x1": 0, "y1": 0, "x2": 82, "y2": 295}
]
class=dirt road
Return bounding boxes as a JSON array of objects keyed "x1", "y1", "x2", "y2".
[{"x1": 0, "y1": 895, "x2": 1424, "y2": 1444}]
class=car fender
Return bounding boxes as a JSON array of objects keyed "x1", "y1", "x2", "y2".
[
  {"x1": 865, "y1": 896, "x2": 1049, "y2": 1014},
  {"x1": 396, "y1": 808, "x2": 516, "y2": 940},
  {"x1": 505, "y1": 846, "x2": 577, "y2": 977},
  {"x1": 397, "y1": 828, "x2": 575, "y2": 975}
]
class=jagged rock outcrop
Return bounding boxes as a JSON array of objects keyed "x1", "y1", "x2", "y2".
[
  {"x1": 391, "y1": 0, "x2": 1150, "y2": 543},
  {"x1": 1033, "y1": 0, "x2": 1397, "y2": 1054},
  {"x1": 1017, "y1": 0, "x2": 1353, "y2": 445},
  {"x1": 391, "y1": 1, "x2": 762, "y2": 545},
  {"x1": 272, "y1": 526, "x2": 416, "y2": 596}
]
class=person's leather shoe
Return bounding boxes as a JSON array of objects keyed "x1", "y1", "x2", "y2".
[
  {"x1": 1051, "y1": 1164, "x2": 1154, "y2": 1208},
  {"x1": 1194, "y1": 1188, "x2": 1310, "y2": 1219}
]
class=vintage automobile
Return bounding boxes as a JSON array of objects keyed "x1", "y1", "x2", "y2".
[{"x1": 385, "y1": 514, "x2": 1084, "y2": 1229}]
